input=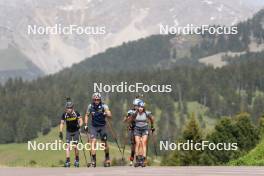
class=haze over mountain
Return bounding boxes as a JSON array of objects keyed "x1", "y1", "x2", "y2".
[{"x1": 0, "y1": 0, "x2": 263, "y2": 82}]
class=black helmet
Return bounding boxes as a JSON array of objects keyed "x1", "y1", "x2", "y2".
[{"x1": 65, "y1": 97, "x2": 74, "y2": 108}]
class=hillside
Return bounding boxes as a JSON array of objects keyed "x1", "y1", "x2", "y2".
[
  {"x1": 229, "y1": 137, "x2": 264, "y2": 166},
  {"x1": 0, "y1": 45, "x2": 44, "y2": 84},
  {"x1": 71, "y1": 9, "x2": 264, "y2": 72},
  {"x1": 0, "y1": 127, "x2": 133, "y2": 167}
]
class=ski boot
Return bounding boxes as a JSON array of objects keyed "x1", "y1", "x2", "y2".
[
  {"x1": 74, "y1": 160, "x2": 79, "y2": 167},
  {"x1": 91, "y1": 161, "x2": 96, "y2": 167},
  {"x1": 129, "y1": 157, "x2": 134, "y2": 166},
  {"x1": 64, "y1": 161, "x2": 70, "y2": 168},
  {"x1": 103, "y1": 159, "x2": 111, "y2": 167},
  {"x1": 129, "y1": 160, "x2": 133, "y2": 166},
  {"x1": 140, "y1": 157, "x2": 146, "y2": 167},
  {"x1": 91, "y1": 159, "x2": 96, "y2": 168},
  {"x1": 134, "y1": 156, "x2": 140, "y2": 167}
]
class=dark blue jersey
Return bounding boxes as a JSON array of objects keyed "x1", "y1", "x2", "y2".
[{"x1": 87, "y1": 103, "x2": 109, "y2": 127}]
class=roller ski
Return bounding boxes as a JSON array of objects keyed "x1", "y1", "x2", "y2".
[
  {"x1": 103, "y1": 159, "x2": 111, "y2": 167},
  {"x1": 91, "y1": 159, "x2": 96, "y2": 168},
  {"x1": 141, "y1": 157, "x2": 146, "y2": 167},
  {"x1": 134, "y1": 156, "x2": 141, "y2": 167}
]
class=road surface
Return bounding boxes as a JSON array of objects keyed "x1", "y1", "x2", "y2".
[{"x1": 0, "y1": 166, "x2": 264, "y2": 176}]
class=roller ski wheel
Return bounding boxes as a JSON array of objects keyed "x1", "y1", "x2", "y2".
[
  {"x1": 103, "y1": 160, "x2": 111, "y2": 167},
  {"x1": 134, "y1": 160, "x2": 140, "y2": 167},
  {"x1": 141, "y1": 158, "x2": 147, "y2": 167},
  {"x1": 64, "y1": 161, "x2": 70, "y2": 168},
  {"x1": 138, "y1": 156, "x2": 146, "y2": 167},
  {"x1": 87, "y1": 163, "x2": 91, "y2": 167},
  {"x1": 74, "y1": 160, "x2": 79, "y2": 168},
  {"x1": 141, "y1": 161, "x2": 146, "y2": 167}
]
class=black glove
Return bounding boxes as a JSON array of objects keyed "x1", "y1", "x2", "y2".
[
  {"x1": 84, "y1": 125, "x2": 89, "y2": 132},
  {"x1": 59, "y1": 132, "x2": 63, "y2": 140}
]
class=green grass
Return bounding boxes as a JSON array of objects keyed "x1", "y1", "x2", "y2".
[
  {"x1": 0, "y1": 126, "x2": 161, "y2": 167},
  {"x1": 0, "y1": 127, "x2": 132, "y2": 167},
  {"x1": 0, "y1": 101, "x2": 214, "y2": 167},
  {"x1": 229, "y1": 137, "x2": 264, "y2": 166}
]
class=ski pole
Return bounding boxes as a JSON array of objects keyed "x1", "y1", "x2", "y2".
[
  {"x1": 84, "y1": 130, "x2": 92, "y2": 164},
  {"x1": 151, "y1": 130, "x2": 158, "y2": 158},
  {"x1": 121, "y1": 125, "x2": 129, "y2": 163},
  {"x1": 79, "y1": 131, "x2": 90, "y2": 167},
  {"x1": 105, "y1": 118, "x2": 125, "y2": 161}
]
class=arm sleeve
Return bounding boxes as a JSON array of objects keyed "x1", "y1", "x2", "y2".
[
  {"x1": 146, "y1": 111, "x2": 152, "y2": 119},
  {"x1": 86, "y1": 104, "x2": 91, "y2": 114},
  {"x1": 75, "y1": 111, "x2": 81, "y2": 119},
  {"x1": 103, "y1": 104, "x2": 109, "y2": 111}
]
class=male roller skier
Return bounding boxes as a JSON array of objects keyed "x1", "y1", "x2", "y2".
[
  {"x1": 59, "y1": 98, "x2": 83, "y2": 167},
  {"x1": 84, "y1": 93, "x2": 112, "y2": 167}
]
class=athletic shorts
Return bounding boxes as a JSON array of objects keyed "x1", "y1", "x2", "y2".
[
  {"x1": 134, "y1": 127, "x2": 149, "y2": 137},
  {"x1": 66, "y1": 131, "x2": 79, "y2": 144},
  {"x1": 90, "y1": 125, "x2": 108, "y2": 141}
]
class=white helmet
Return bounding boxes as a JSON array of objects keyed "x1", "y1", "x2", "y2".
[
  {"x1": 133, "y1": 98, "x2": 141, "y2": 106},
  {"x1": 138, "y1": 100, "x2": 145, "y2": 107},
  {"x1": 92, "y1": 92, "x2": 102, "y2": 100}
]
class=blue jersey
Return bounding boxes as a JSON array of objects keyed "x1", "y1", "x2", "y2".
[{"x1": 87, "y1": 103, "x2": 109, "y2": 127}]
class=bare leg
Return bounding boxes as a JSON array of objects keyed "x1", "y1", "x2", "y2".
[
  {"x1": 91, "y1": 138, "x2": 97, "y2": 155},
  {"x1": 66, "y1": 143, "x2": 70, "y2": 158},
  {"x1": 74, "y1": 145, "x2": 79, "y2": 159},
  {"x1": 135, "y1": 136, "x2": 141, "y2": 156},
  {"x1": 141, "y1": 135, "x2": 148, "y2": 157}
]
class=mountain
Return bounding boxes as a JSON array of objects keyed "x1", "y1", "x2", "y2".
[
  {"x1": 0, "y1": 44, "x2": 44, "y2": 84},
  {"x1": 0, "y1": 0, "x2": 263, "y2": 76},
  {"x1": 72, "y1": 8, "x2": 264, "y2": 72}
]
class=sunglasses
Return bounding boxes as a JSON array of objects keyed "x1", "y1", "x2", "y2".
[
  {"x1": 93, "y1": 99, "x2": 101, "y2": 101},
  {"x1": 66, "y1": 107, "x2": 73, "y2": 109}
]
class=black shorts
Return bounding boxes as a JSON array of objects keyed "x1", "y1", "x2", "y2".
[
  {"x1": 134, "y1": 127, "x2": 149, "y2": 137},
  {"x1": 66, "y1": 131, "x2": 79, "y2": 144},
  {"x1": 90, "y1": 125, "x2": 108, "y2": 141}
]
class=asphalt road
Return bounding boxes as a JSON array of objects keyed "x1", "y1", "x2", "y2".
[{"x1": 0, "y1": 166, "x2": 264, "y2": 176}]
